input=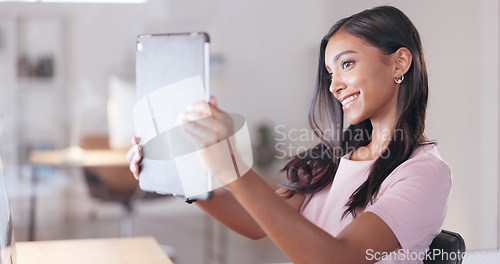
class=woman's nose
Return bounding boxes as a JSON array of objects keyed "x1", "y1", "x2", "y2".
[{"x1": 329, "y1": 76, "x2": 346, "y2": 95}]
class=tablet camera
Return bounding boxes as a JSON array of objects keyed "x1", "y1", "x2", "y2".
[{"x1": 136, "y1": 40, "x2": 142, "y2": 52}]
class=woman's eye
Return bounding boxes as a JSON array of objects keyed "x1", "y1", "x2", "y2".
[
  {"x1": 326, "y1": 71, "x2": 333, "y2": 80},
  {"x1": 341, "y1": 60, "x2": 354, "y2": 70}
]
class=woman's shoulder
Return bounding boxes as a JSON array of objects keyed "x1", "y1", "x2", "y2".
[
  {"x1": 407, "y1": 144, "x2": 449, "y2": 169},
  {"x1": 410, "y1": 144, "x2": 444, "y2": 159},
  {"x1": 389, "y1": 144, "x2": 452, "y2": 184}
]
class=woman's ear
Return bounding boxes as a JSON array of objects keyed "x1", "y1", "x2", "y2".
[{"x1": 393, "y1": 47, "x2": 412, "y2": 76}]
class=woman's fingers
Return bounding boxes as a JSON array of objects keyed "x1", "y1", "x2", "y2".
[
  {"x1": 187, "y1": 100, "x2": 221, "y2": 115},
  {"x1": 127, "y1": 137, "x2": 140, "y2": 161},
  {"x1": 128, "y1": 137, "x2": 142, "y2": 179},
  {"x1": 130, "y1": 151, "x2": 142, "y2": 179},
  {"x1": 178, "y1": 111, "x2": 211, "y2": 123},
  {"x1": 210, "y1": 96, "x2": 217, "y2": 107},
  {"x1": 178, "y1": 104, "x2": 235, "y2": 149},
  {"x1": 181, "y1": 119, "x2": 219, "y2": 148},
  {"x1": 130, "y1": 162, "x2": 139, "y2": 180},
  {"x1": 126, "y1": 145, "x2": 135, "y2": 161},
  {"x1": 187, "y1": 101, "x2": 210, "y2": 113},
  {"x1": 126, "y1": 144, "x2": 141, "y2": 161}
]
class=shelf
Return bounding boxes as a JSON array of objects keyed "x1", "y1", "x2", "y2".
[
  {"x1": 16, "y1": 16, "x2": 64, "y2": 91},
  {"x1": 17, "y1": 77, "x2": 63, "y2": 90}
]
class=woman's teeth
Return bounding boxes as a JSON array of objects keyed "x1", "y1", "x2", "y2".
[{"x1": 342, "y1": 94, "x2": 358, "y2": 106}]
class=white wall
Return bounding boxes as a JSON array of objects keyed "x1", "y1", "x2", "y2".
[
  {"x1": 409, "y1": 0, "x2": 499, "y2": 251},
  {"x1": 0, "y1": 0, "x2": 323, "y2": 137}
]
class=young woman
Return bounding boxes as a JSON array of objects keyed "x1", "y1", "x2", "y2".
[{"x1": 127, "y1": 6, "x2": 451, "y2": 264}]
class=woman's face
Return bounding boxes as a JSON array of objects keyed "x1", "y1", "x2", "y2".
[{"x1": 324, "y1": 31, "x2": 400, "y2": 125}]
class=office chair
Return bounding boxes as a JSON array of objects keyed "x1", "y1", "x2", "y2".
[
  {"x1": 424, "y1": 229, "x2": 466, "y2": 264},
  {"x1": 267, "y1": 229, "x2": 466, "y2": 264},
  {"x1": 80, "y1": 136, "x2": 160, "y2": 236},
  {"x1": 80, "y1": 136, "x2": 177, "y2": 260}
]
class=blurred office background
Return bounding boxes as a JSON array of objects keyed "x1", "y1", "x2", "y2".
[{"x1": 0, "y1": 0, "x2": 498, "y2": 263}]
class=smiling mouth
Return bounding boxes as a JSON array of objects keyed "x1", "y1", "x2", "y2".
[{"x1": 341, "y1": 92, "x2": 360, "y2": 106}]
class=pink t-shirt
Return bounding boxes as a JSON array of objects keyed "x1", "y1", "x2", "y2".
[{"x1": 300, "y1": 145, "x2": 452, "y2": 264}]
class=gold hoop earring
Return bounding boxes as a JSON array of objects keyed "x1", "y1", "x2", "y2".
[{"x1": 394, "y1": 74, "x2": 404, "y2": 84}]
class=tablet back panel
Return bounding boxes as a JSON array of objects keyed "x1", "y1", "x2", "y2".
[
  {"x1": 135, "y1": 33, "x2": 212, "y2": 199},
  {"x1": 136, "y1": 33, "x2": 209, "y2": 99}
]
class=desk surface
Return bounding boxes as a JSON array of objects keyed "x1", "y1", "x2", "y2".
[
  {"x1": 16, "y1": 236, "x2": 173, "y2": 264},
  {"x1": 29, "y1": 146, "x2": 129, "y2": 167}
]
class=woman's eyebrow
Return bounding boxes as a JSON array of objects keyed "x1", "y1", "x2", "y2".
[{"x1": 334, "y1": 50, "x2": 357, "y2": 62}]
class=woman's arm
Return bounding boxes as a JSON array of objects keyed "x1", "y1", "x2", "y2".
[
  {"x1": 226, "y1": 169, "x2": 399, "y2": 264},
  {"x1": 195, "y1": 186, "x2": 305, "y2": 240},
  {"x1": 194, "y1": 187, "x2": 266, "y2": 239},
  {"x1": 177, "y1": 100, "x2": 400, "y2": 263},
  {"x1": 127, "y1": 136, "x2": 304, "y2": 240}
]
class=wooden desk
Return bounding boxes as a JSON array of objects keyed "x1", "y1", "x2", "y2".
[
  {"x1": 29, "y1": 147, "x2": 129, "y2": 168},
  {"x1": 16, "y1": 236, "x2": 173, "y2": 264},
  {"x1": 26, "y1": 147, "x2": 131, "y2": 241}
]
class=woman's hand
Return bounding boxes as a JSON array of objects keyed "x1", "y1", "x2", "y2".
[
  {"x1": 177, "y1": 97, "x2": 234, "y2": 148},
  {"x1": 178, "y1": 97, "x2": 241, "y2": 185},
  {"x1": 127, "y1": 96, "x2": 241, "y2": 184},
  {"x1": 126, "y1": 137, "x2": 142, "y2": 179}
]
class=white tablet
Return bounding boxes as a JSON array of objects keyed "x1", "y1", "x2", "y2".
[{"x1": 134, "y1": 32, "x2": 213, "y2": 200}]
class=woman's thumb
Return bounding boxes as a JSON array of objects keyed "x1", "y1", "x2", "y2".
[{"x1": 210, "y1": 96, "x2": 218, "y2": 106}]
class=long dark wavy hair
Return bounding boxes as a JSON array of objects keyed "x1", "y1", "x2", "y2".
[{"x1": 282, "y1": 5, "x2": 433, "y2": 218}]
